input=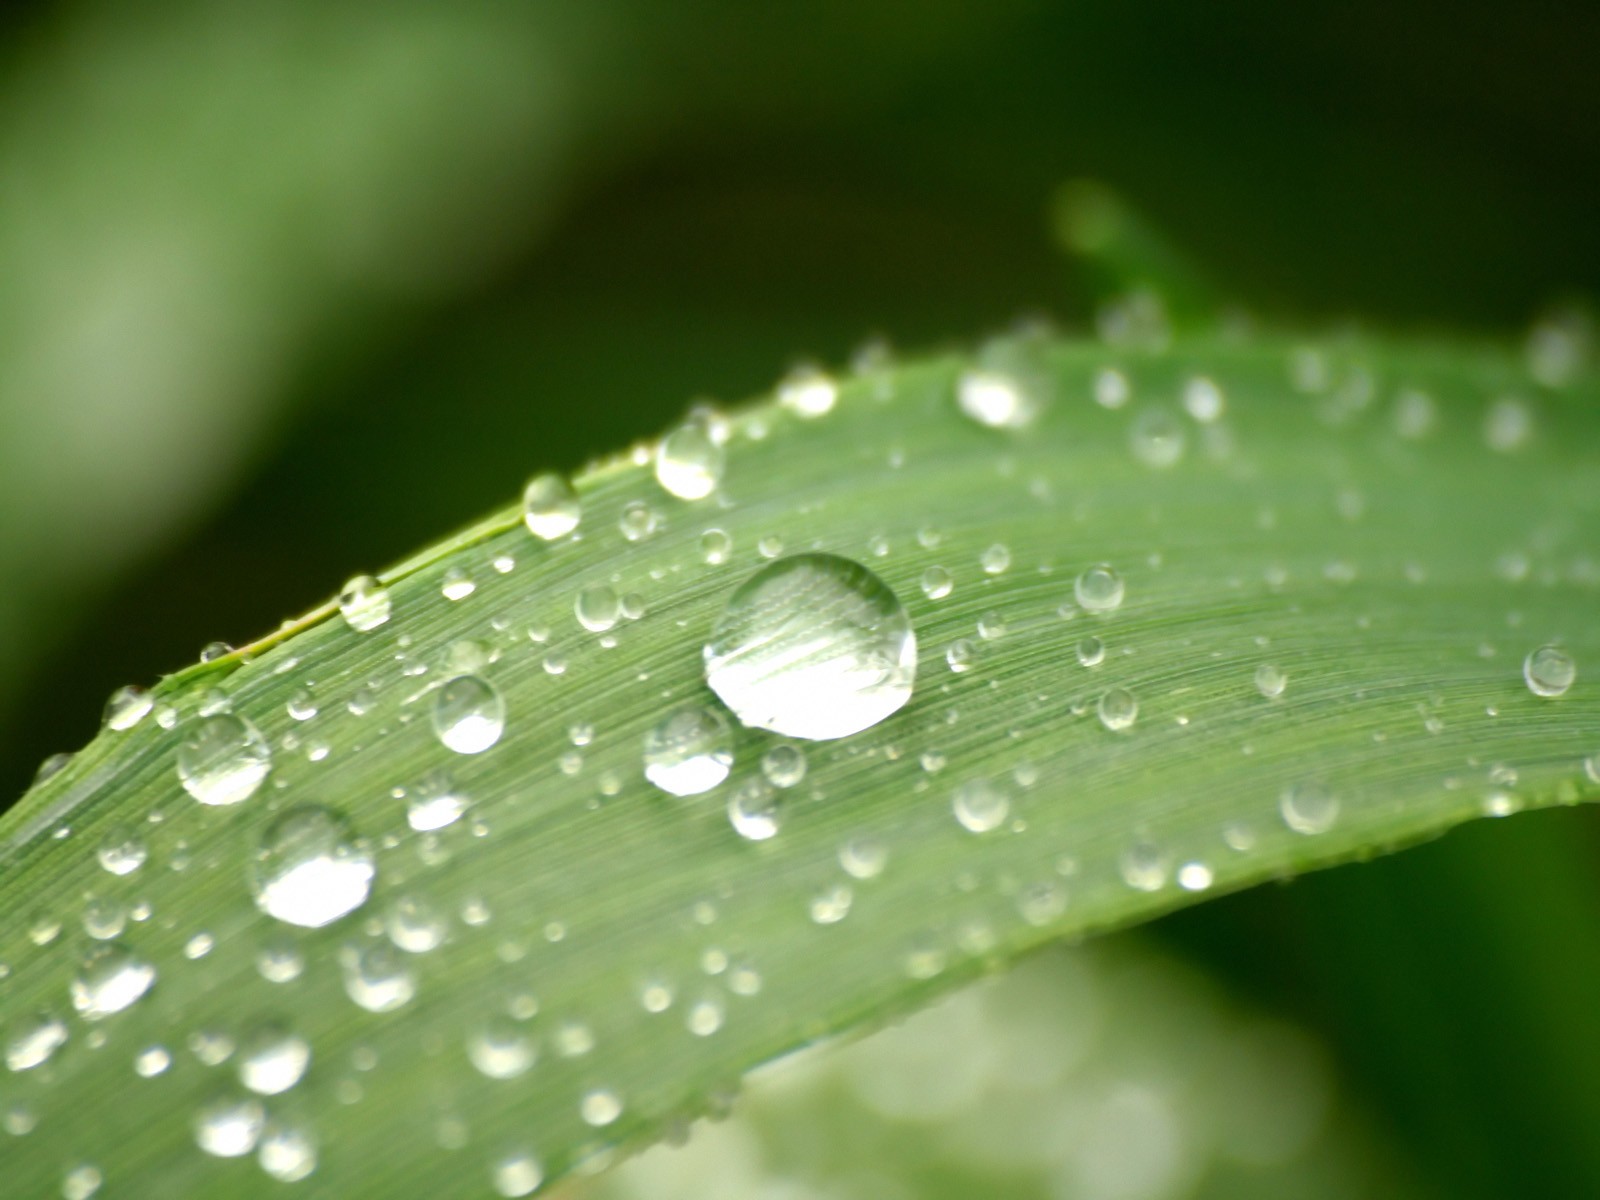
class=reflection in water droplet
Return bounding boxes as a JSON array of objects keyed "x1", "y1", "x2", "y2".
[
  {"x1": 705, "y1": 554, "x2": 916, "y2": 741},
  {"x1": 1098, "y1": 688, "x2": 1139, "y2": 731},
  {"x1": 656, "y1": 420, "x2": 725, "y2": 501},
  {"x1": 522, "y1": 473, "x2": 581, "y2": 540},
  {"x1": 1280, "y1": 781, "x2": 1339, "y2": 835},
  {"x1": 194, "y1": 1095, "x2": 266, "y2": 1158},
  {"x1": 239, "y1": 1025, "x2": 310, "y2": 1095},
  {"x1": 338, "y1": 575, "x2": 392, "y2": 632},
  {"x1": 70, "y1": 943, "x2": 155, "y2": 1020},
  {"x1": 952, "y1": 779, "x2": 1009, "y2": 833},
  {"x1": 1075, "y1": 564, "x2": 1125, "y2": 614},
  {"x1": 644, "y1": 706, "x2": 733, "y2": 796},
  {"x1": 103, "y1": 686, "x2": 153, "y2": 732},
  {"x1": 177, "y1": 714, "x2": 271, "y2": 806},
  {"x1": 1524, "y1": 645, "x2": 1576, "y2": 698},
  {"x1": 251, "y1": 807, "x2": 375, "y2": 928},
  {"x1": 433, "y1": 675, "x2": 505, "y2": 754}
]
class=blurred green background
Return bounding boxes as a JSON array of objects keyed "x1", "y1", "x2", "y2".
[{"x1": 2, "y1": 1, "x2": 1598, "y2": 1196}]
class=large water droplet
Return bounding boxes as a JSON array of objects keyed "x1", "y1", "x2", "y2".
[
  {"x1": 704, "y1": 553, "x2": 916, "y2": 741},
  {"x1": 238, "y1": 1025, "x2": 310, "y2": 1095},
  {"x1": 522, "y1": 473, "x2": 581, "y2": 540},
  {"x1": 655, "y1": 420, "x2": 725, "y2": 501},
  {"x1": 70, "y1": 942, "x2": 155, "y2": 1019},
  {"x1": 338, "y1": 575, "x2": 392, "y2": 632},
  {"x1": 177, "y1": 714, "x2": 271, "y2": 806},
  {"x1": 643, "y1": 705, "x2": 734, "y2": 796},
  {"x1": 433, "y1": 675, "x2": 505, "y2": 754},
  {"x1": 250, "y1": 807, "x2": 375, "y2": 929},
  {"x1": 1524, "y1": 644, "x2": 1576, "y2": 698}
]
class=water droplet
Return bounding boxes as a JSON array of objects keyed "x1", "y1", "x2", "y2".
[
  {"x1": 705, "y1": 554, "x2": 916, "y2": 741},
  {"x1": 468, "y1": 1019, "x2": 535, "y2": 1079},
  {"x1": 96, "y1": 828, "x2": 147, "y2": 876},
  {"x1": 1394, "y1": 388, "x2": 1437, "y2": 439},
  {"x1": 1181, "y1": 376, "x2": 1225, "y2": 422},
  {"x1": 1120, "y1": 841, "x2": 1169, "y2": 891},
  {"x1": 1094, "y1": 367, "x2": 1130, "y2": 409},
  {"x1": 522, "y1": 473, "x2": 581, "y2": 540},
  {"x1": 103, "y1": 686, "x2": 153, "y2": 732},
  {"x1": 338, "y1": 575, "x2": 392, "y2": 632},
  {"x1": 387, "y1": 894, "x2": 448, "y2": 954},
  {"x1": 1130, "y1": 408, "x2": 1186, "y2": 467},
  {"x1": 70, "y1": 943, "x2": 155, "y2": 1019},
  {"x1": 1017, "y1": 880, "x2": 1067, "y2": 925},
  {"x1": 257, "y1": 939, "x2": 304, "y2": 984},
  {"x1": 687, "y1": 996, "x2": 725, "y2": 1036},
  {"x1": 655, "y1": 420, "x2": 724, "y2": 501},
  {"x1": 1074, "y1": 564, "x2": 1125, "y2": 613},
  {"x1": 251, "y1": 807, "x2": 375, "y2": 928},
  {"x1": 134, "y1": 1045, "x2": 172, "y2": 1077},
  {"x1": 1280, "y1": 781, "x2": 1339, "y2": 835},
  {"x1": 643, "y1": 706, "x2": 733, "y2": 796},
  {"x1": 946, "y1": 639, "x2": 976, "y2": 673},
  {"x1": 177, "y1": 714, "x2": 271, "y2": 806},
  {"x1": 701, "y1": 528, "x2": 732, "y2": 565},
  {"x1": 1075, "y1": 636, "x2": 1105, "y2": 667},
  {"x1": 580, "y1": 1088, "x2": 623, "y2": 1127},
  {"x1": 1524, "y1": 645, "x2": 1576, "y2": 698},
  {"x1": 195, "y1": 1095, "x2": 265, "y2": 1158},
  {"x1": 980, "y1": 543, "x2": 1012, "y2": 575},
  {"x1": 619, "y1": 501, "x2": 659, "y2": 542},
  {"x1": 760, "y1": 743, "x2": 807, "y2": 788},
  {"x1": 340, "y1": 943, "x2": 416, "y2": 1012},
  {"x1": 433, "y1": 675, "x2": 505, "y2": 754},
  {"x1": 727, "y1": 779, "x2": 781, "y2": 841},
  {"x1": 406, "y1": 771, "x2": 468, "y2": 832},
  {"x1": 239, "y1": 1025, "x2": 310, "y2": 1095},
  {"x1": 61, "y1": 1164, "x2": 101, "y2": 1200},
  {"x1": 839, "y1": 836, "x2": 888, "y2": 880},
  {"x1": 956, "y1": 332, "x2": 1050, "y2": 429},
  {"x1": 286, "y1": 688, "x2": 318, "y2": 721},
  {"x1": 441, "y1": 567, "x2": 476, "y2": 601},
  {"x1": 952, "y1": 778, "x2": 1009, "y2": 833},
  {"x1": 1097, "y1": 688, "x2": 1139, "y2": 731},
  {"x1": 258, "y1": 1120, "x2": 317, "y2": 1183},
  {"x1": 575, "y1": 584, "x2": 621, "y2": 633},
  {"x1": 1254, "y1": 663, "x2": 1288, "y2": 699},
  {"x1": 200, "y1": 641, "x2": 234, "y2": 663},
  {"x1": 6, "y1": 1014, "x2": 68, "y2": 1071},
  {"x1": 919, "y1": 566, "x2": 953, "y2": 600},
  {"x1": 777, "y1": 364, "x2": 838, "y2": 418},
  {"x1": 1484, "y1": 397, "x2": 1533, "y2": 452},
  {"x1": 810, "y1": 884, "x2": 854, "y2": 924},
  {"x1": 1177, "y1": 862, "x2": 1214, "y2": 891},
  {"x1": 492, "y1": 1151, "x2": 544, "y2": 1198}
]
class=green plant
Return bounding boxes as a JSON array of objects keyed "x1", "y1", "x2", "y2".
[{"x1": 3, "y1": 316, "x2": 1595, "y2": 1197}]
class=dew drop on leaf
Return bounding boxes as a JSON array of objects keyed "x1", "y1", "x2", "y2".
[
  {"x1": 176, "y1": 714, "x2": 271, "y2": 807},
  {"x1": 643, "y1": 705, "x2": 733, "y2": 797},
  {"x1": 705, "y1": 554, "x2": 916, "y2": 740},
  {"x1": 655, "y1": 419, "x2": 725, "y2": 501},
  {"x1": 1074, "y1": 564, "x2": 1125, "y2": 613},
  {"x1": 1523, "y1": 644, "x2": 1576, "y2": 698},
  {"x1": 1280, "y1": 781, "x2": 1340, "y2": 835},
  {"x1": 250, "y1": 807, "x2": 375, "y2": 929},
  {"x1": 194, "y1": 1095, "x2": 265, "y2": 1158},
  {"x1": 70, "y1": 942, "x2": 155, "y2": 1020},
  {"x1": 337, "y1": 574, "x2": 392, "y2": 632},
  {"x1": 102, "y1": 685, "x2": 153, "y2": 732},
  {"x1": 238, "y1": 1025, "x2": 310, "y2": 1096},
  {"x1": 522, "y1": 472, "x2": 580, "y2": 541},
  {"x1": 1098, "y1": 687, "x2": 1139, "y2": 731},
  {"x1": 432, "y1": 675, "x2": 505, "y2": 754}
]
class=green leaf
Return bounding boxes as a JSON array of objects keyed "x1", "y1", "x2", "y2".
[{"x1": 2, "y1": 329, "x2": 1595, "y2": 1197}]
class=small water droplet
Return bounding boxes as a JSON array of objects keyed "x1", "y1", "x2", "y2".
[
  {"x1": 956, "y1": 331, "x2": 1051, "y2": 428},
  {"x1": 777, "y1": 364, "x2": 838, "y2": 418},
  {"x1": 239, "y1": 1025, "x2": 310, "y2": 1095},
  {"x1": 1130, "y1": 408, "x2": 1186, "y2": 467},
  {"x1": 70, "y1": 942, "x2": 155, "y2": 1020},
  {"x1": 96, "y1": 828, "x2": 147, "y2": 876},
  {"x1": 61, "y1": 1164, "x2": 102, "y2": 1200},
  {"x1": 195, "y1": 1095, "x2": 265, "y2": 1158},
  {"x1": 1254, "y1": 663, "x2": 1288, "y2": 699},
  {"x1": 701, "y1": 528, "x2": 732, "y2": 565},
  {"x1": 980, "y1": 543, "x2": 1011, "y2": 575},
  {"x1": 619, "y1": 501, "x2": 659, "y2": 542},
  {"x1": 523, "y1": 473, "x2": 581, "y2": 540},
  {"x1": 340, "y1": 943, "x2": 416, "y2": 1012},
  {"x1": 387, "y1": 894, "x2": 448, "y2": 954},
  {"x1": 1484, "y1": 397, "x2": 1533, "y2": 452},
  {"x1": 1094, "y1": 367, "x2": 1130, "y2": 409},
  {"x1": 338, "y1": 575, "x2": 392, "y2": 632},
  {"x1": 809, "y1": 884, "x2": 853, "y2": 924},
  {"x1": 258, "y1": 1120, "x2": 318, "y2": 1183},
  {"x1": 1074, "y1": 564, "x2": 1125, "y2": 613},
  {"x1": 177, "y1": 714, "x2": 271, "y2": 806},
  {"x1": 6, "y1": 1014, "x2": 68, "y2": 1071},
  {"x1": 441, "y1": 567, "x2": 476, "y2": 601},
  {"x1": 704, "y1": 554, "x2": 916, "y2": 741},
  {"x1": 251, "y1": 807, "x2": 375, "y2": 928},
  {"x1": 1120, "y1": 841, "x2": 1169, "y2": 891},
  {"x1": 575, "y1": 584, "x2": 621, "y2": 633},
  {"x1": 492, "y1": 1151, "x2": 544, "y2": 1198},
  {"x1": 919, "y1": 566, "x2": 953, "y2": 600},
  {"x1": 468, "y1": 1019, "x2": 535, "y2": 1079},
  {"x1": 580, "y1": 1088, "x2": 623, "y2": 1127},
  {"x1": 1524, "y1": 644, "x2": 1576, "y2": 698},
  {"x1": 1075, "y1": 636, "x2": 1105, "y2": 667},
  {"x1": 199, "y1": 642, "x2": 234, "y2": 663},
  {"x1": 839, "y1": 836, "x2": 888, "y2": 879},
  {"x1": 1181, "y1": 376, "x2": 1225, "y2": 422},
  {"x1": 643, "y1": 706, "x2": 733, "y2": 796},
  {"x1": 760, "y1": 743, "x2": 807, "y2": 788},
  {"x1": 103, "y1": 686, "x2": 153, "y2": 732},
  {"x1": 727, "y1": 779, "x2": 781, "y2": 841},
  {"x1": 1280, "y1": 781, "x2": 1339, "y2": 835},
  {"x1": 655, "y1": 420, "x2": 725, "y2": 501},
  {"x1": 134, "y1": 1045, "x2": 172, "y2": 1077},
  {"x1": 952, "y1": 778, "x2": 1009, "y2": 833},
  {"x1": 433, "y1": 675, "x2": 505, "y2": 754},
  {"x1": 1097, "y1": 687, "x2": 1139, "y2": 731}
]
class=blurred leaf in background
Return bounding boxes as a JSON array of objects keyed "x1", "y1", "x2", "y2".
[{"x1": 2, "y1": 1, "x2": 1599, "y2": 1197}]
